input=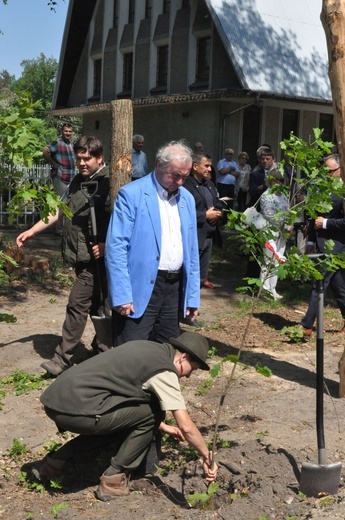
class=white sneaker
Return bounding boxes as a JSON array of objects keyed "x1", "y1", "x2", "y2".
[
  {"x1": 271, "y1": 290, "x2": 283, "y2": 300},
  {"x1": 263, "y1": 288, "x2": 283, "y2": 300}
]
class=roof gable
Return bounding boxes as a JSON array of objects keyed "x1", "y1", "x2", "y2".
[{"x1": 206, "y1": 0, "x2": 331, "y2": 100}]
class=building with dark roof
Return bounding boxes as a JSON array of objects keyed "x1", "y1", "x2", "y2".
[{"x1": 52, "y1": 0, "x2": 333, "y2": 165}]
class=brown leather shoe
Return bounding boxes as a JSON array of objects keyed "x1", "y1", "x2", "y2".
[{"x1": 95, "y1": 473, "x2": 130, "y2": 501}]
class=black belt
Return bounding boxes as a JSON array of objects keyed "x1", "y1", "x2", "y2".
[{"x1": 157, "y1": 269, "x2": 182, "y2": 281}]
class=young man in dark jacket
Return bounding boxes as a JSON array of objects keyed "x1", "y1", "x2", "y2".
[{"x1": 17, "y1": 136, "x2": 110, "y2": 376}]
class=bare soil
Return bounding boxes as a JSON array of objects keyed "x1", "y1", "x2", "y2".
[{"x1": 1, "y1": 229, "x2": 345, "y2": 519}]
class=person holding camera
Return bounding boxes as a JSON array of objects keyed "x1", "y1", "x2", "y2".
[{"x1": 184, "y1": 153, "x2": 222, "y2": 290}]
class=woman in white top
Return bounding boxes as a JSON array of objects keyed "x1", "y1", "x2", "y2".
[
  {"x1": 236, "y1": 151, "x2": 252, "y2": 212},
  {"x1": 260, "y1": 170, "x2": 290, "y2": 300}
]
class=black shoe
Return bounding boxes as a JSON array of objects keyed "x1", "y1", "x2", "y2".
[
  {"x1": 180, "y1": 318, "x2": 204, "y2": 329},
  {"x1": 41, "y1": 359, "x2": 67, "y2": 377}
]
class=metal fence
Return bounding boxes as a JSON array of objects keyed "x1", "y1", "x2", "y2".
[{"x1": 0, "y1": 163, "x2": 54, "y2": 227}]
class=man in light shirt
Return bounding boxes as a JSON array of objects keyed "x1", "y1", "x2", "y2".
[
  {"x1": 105, "y1": 140, "x2": 200, "y2": 346},
  {"x1": 131, "y1": 134, "x2": 149, "y2": 180}
]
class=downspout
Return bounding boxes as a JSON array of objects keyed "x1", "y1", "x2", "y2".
[{"x1": 220, "y1": 95, "x2": 261, "y2": 157}]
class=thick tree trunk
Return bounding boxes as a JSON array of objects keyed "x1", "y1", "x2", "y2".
[
  {"x1": 109, "y1": 99, "x2": 133, "y2": 209},
  {"x1": 321, "y1": 1, "x2": 345, "y2": 396},
  {"x1": 321, "y1": 1, "x2": 345, "y2": 179}
]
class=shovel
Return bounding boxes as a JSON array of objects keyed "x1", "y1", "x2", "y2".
[
  {"x1": 81, "y1": 181, "x2": 113, "y2": 349},
  {"x1": 299, "y1": 258, "x2": 341, "y2": 497}
]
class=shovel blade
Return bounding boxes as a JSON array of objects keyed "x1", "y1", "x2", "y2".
[
  {"x1": 299, "y1": 461, "x2": 342, "y2": 497},
  {"x1": 91, "y1": 315, "x2": 113, "y2": 349}
]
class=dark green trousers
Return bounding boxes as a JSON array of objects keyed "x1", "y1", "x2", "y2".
[{"x1": 45, "y1": 402, "x2": 163, "y2": 474}]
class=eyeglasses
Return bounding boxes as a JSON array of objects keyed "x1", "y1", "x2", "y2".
[
  {"x1": 328, "y1": 167, "x2": 340, "y2": 173},
  {"x1": 225, "y1": 152, "x2": 234, "y2": 155}
]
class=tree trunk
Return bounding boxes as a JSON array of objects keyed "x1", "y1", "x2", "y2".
[
  {"x1": 109, "y1": 100, "x2": 133, "y2": 209},
  {"x1": 321, "y1": 1, "x2": 345, "y2": 396},
  {"x1": 321, "y1": 0, "x2": 345, "y2": 179}
]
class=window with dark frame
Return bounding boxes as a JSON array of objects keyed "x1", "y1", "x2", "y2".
[
  {"x1": 145, "y1": 0, "x2": 152, "y2": 19},
  {"x1": 93, "y1": 59, "x2": 102, "y2": 98},
  {"x1": 196, "y1": 37, "x2": 211, "y2": 82},
  {"x1": 157, "y1": 45, "x2": 168, "y2": 87},
  {"x1": 163, "y1": 0, "x2": 171, "y2": 13},
  {"x1": 128, "y1": 0, "x2": 135, "y2": 23},
  {"x1": 123, "y1": 53, "x2": 133, "y2": 92},
  {"x1": 113, "y1": 0, "x2": 118, "y2": 27}
]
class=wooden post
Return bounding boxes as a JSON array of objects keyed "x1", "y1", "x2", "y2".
[
  {"x1": 321, "y1": 1, "x2": 345, "y2": 396},
  {"x1": 321, "y1": 1, "x2": 345, "y2": 180},
  {"x1": 109, "y1": 99, "x2": 133, "y2": 209}
]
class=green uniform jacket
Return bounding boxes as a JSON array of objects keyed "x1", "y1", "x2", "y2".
[
  {"x1": 62, "y1": 165, "x2": 110, "y2": 267},
  {"x1": 40, "y1": 341, "x2": 179, "y2": 416}
]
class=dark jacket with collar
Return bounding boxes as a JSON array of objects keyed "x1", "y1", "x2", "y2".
[
  {"x1": 249, "y1": 167, "x2": 267, "y2": 206},
  {"x1": 308, "y1": 193, "x2": 345, "y2": 254},
  {"x1": 62, "y1": 165, "x2": 110, "y2": 267},
  {"x1": 183, "y1": 175, "x2": 220, "y2": 249}
]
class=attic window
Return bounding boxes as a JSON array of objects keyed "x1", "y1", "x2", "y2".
[
  {"x1": 123, "y1": 53, "x2": 133, "y2": 92},
  {"x1": 113, "y1": 0, "x2": 118, "y2": 28},
  {"x1": 163, "y1": 0, "x2": 171, "y2": 13},
  {"x1": 93, "y1": 59, "x2": 102, "y2": 99},
  {"x1": 145, "y1": 0, "x2": 152, "y2": 18},
  {"x1": 129, "y1": 0, "x2": 135, "y2": 23},
  {"x1": 196, "y1": 37, "x2": 210, "y2": 82},
  {"x1": 157, "y1": 45, "x2": 168, "y2": 87}
]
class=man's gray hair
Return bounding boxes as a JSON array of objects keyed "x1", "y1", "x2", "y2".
[
  {"x1": 324, "y1": 153, "x2": 340, "y2": 165},
  {"x1": 133, "y1": 134, "x2": 144, "y2": 142},
  {"x1": 192, "y1": 152, "x2": 209, "y2": 164},
  {"x1": 156, "y1": 140, "x2": 193, "y2": 171}
]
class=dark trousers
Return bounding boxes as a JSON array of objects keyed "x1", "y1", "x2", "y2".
[
  {"x1": 199, "y1": 237, "x2": 213, "y2": 286},
  {"x1": 45, "y1": 402, "x2": 164, "y2": 475},
  {"x1": 112, "y1": 274, "x2": 180, "y2": 346},
  {"x1": 301, "y1": 269, "x2": 345, "y2": 329},
  {"x1": 54, "y1": 262, "x2": 108, "y2": 367},
  {"x1": 237, "y1": 188, "x2": 249, "y2": 212}
]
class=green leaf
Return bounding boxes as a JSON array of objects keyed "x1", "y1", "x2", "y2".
[
  {"x1": 209, "y1": 363, "x2": 221, "y2": 378},
  {"x1": 255, "y1": 363, "x2": 272, "y2": 378},
  {"x1": 324, "y1": 239, "x2": 335, "y2": 255},
  {"x1": 0, "y1": 313, "x2": 17, "y2": 323}
]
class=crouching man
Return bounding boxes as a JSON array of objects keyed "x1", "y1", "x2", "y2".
[{"x1": 34, "y1": 332, "x2": 218, "y2": 500}]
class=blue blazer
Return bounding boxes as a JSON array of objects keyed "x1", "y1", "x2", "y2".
[{"x1": 105, "y1": 173, "x2": 200, "y2": 318}]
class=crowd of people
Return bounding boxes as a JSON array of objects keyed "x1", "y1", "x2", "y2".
[{"x1": 15, "y1": 127, "x2": 345, "y2": 501}]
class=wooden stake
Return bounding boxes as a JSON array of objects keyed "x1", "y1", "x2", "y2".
[{"x1": 109, "y1": 100, "x2": 133, "y2": 209}]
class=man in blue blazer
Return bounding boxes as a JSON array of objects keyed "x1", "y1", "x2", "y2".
[{"x1": 105, "y1": 141, "x2": 200, "y2": 346}]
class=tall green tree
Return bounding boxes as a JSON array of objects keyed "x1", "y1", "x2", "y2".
[
  {"x1": 14, "y1": 53, "x2": 58, "y2": 111},
  {"x1": 0, "y1": 69, "x2": 15, "y2": 89}
]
